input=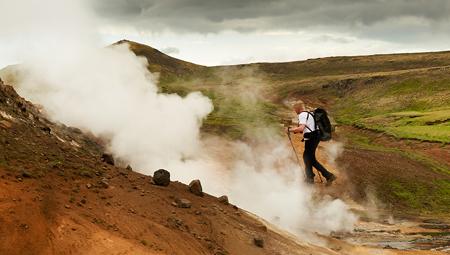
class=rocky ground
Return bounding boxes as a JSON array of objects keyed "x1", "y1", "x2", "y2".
[{"x1": 1, "y1": 78, "x2": 449, "y2": 255}]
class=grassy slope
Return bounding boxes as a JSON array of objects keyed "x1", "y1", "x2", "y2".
[{"x1": 144, "y1": 44, "x2": 449, "y2": 214}]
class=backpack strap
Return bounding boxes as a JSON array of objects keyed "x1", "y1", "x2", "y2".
[{"x1": 302, "y1": 111, "x2": 315, "y2": 132}]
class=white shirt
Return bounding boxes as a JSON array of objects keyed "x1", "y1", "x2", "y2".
[{"x1": 298, "y1": 112, "x2": 316, "y2": 135}]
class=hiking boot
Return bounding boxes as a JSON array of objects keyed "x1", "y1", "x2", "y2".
[{"x1": 326, "y1": 174, "x2": 337, "y2": 186}]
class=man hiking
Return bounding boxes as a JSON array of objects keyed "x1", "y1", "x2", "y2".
[{"x1": 287, "y1": 103, "x2": 337, "y2": 185}]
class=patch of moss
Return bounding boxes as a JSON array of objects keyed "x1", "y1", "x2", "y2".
[{"x1": 382, "y1": 180, "x2": 450, "y2": 213}]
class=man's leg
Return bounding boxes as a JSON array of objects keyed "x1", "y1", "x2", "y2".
[
  {"x1": 303, "y1": 139, "x2": 315, "y2": 182},
  {"x1": 310, "y1": 136, "x2": 334, "y2": 180}
]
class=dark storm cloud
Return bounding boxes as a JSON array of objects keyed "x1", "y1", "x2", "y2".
[{"x1": 92, "y1": 0, "x2": 450, "y2": 42}]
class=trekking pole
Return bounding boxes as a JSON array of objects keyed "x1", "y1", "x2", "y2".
[{"x1": 287, "y1": 131, "x2": 306, "y2": 179}]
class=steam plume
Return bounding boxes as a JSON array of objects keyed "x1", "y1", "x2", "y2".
[{"x1": 0, "y1": 0, "x2": 357, "y2": 239}]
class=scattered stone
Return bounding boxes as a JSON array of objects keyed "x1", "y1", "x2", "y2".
[
  {"x1": 64, "y1": 204, "x2": 71, "y2": 209},
  {"x1": 98, "y1": 177, "x2": 109, "y2": 189},
  {"x1": 195, "y1": 210, "x2": 202, "y2": 215},
  {"x1": 101, "y1": 153, "x2": 115, "y2": 166},
  {"x1": 80, "y1": 199, "x2": 87, "y2": 204},
  {"x1": 126, "y1": 165, "x2": 132, "y2": 171},
  {"x1": 189, "y1": 179, "x2": 203, "y2": 196},
  {"x1": 253, "y1": 237, "x2": 264, "y2": 248},
  {"x1": 19, "y1": 223, "x2": 29, "y2": 230},
  {"x1": 152, "y1": 169, "x2": 170, "y2": 186},
  {"x1": 0, "y1": 120, "x2": 12, "y2": 129},
  {"x1": 21, "y1": 170, "x2": 33, "y2": 178},
  {"x1": 41, "y1": 126, "x2": 51, "y2": 134},
  {"x1": 167, "y1": 217, "x2": 184, "y2": 229},
  {"x1": 214, "y1": 250, "x2": 227, "y2": 255},
  {"x1": 175, "y1": 198, "x2": 192, "y2": 208},
  {"x1": 80, "y1": 170, "x2": 93, "y2": 178},
  {"x1": 86, "y1": 183, "x2": 92, "y2": 189},
  {"x1": 218, "y1": 195, "x2": 229, "y2": 205},
  {"x1": 257, "y1": 223, "x2": 268, "y2": 232}
]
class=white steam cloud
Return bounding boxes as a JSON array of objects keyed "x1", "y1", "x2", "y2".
[{"x1": 0, "y1": 0, "x2": 356, "y2": 239}]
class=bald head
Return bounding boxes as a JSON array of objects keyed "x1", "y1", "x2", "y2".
[{"x1": 293, "y1": 103, "x2": 305, "y2": 114}]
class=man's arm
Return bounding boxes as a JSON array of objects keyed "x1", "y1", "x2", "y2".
[
  {"x1": 288, "y1": 124, "x2": 305, "y2": 134},
  {"x1": 287, "y1": 112, "x2": 306, "y2": 134}
]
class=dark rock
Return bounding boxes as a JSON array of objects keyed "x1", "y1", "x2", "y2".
[
  {"x1": 253, "y1": 237, "x2": 264, "y2": 248},
  {"x1": 21, "y1": 170, "x2": 33, "y2": 178},
  {"x1": 41, "y1": 126, "x2": 51, "y2": 134},
  {"x1": 153, "y1": 169, "x2": 170, "y2": 186},
  {"x1": 218, "y1": 195, "x2": 229, "y2": 205},
  {"x1": 101, "y1": 153, "x2": 115, "y2": 166},
  {"x1": 126, "y1": 165, "x2": 132, "y2": 171},
  {"x1": 189, "y1": 179, "x2": 203, "y2": 196},
  {"x1": 175, "y1": 198, "x2": 192, "y2": 208}
]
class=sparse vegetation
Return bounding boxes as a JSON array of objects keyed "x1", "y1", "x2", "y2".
[{"x1": 333, "y1": 76, "x2": 450, "y2": 143}]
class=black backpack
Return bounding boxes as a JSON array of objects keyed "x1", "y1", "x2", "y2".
[{"x1": 305, "y1": 108, "x2": 333, "y2": 141}]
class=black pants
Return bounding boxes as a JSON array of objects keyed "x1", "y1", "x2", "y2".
[{"x1": 303, "y1": 131, "x2": 333, "y2": 181}]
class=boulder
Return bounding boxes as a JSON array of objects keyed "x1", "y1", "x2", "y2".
[
  {"x1": 153, "y1": 169, "x2": 170, "y2": 186},
  {"x1": 101, "y1": 153, "x2": 115, "y2": 166},
  {"x1": 175, "y1": 198, "x2": 192, "y2": 208},
  {"x1": 253, "y1": 237, "x2": 264, "y2": 248},
  {"x1": 218, "y1": 195, "x2": 229, "y2": 205},
  {"x1": 189, "y1": 179, "x2": 203, "y2": 196}
]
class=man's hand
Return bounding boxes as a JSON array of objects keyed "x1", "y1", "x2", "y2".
[{"x1": 286, "y1": 127, "x2": 291, "y2": 134}]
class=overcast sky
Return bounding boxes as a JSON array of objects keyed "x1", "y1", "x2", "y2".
[{"x1": 2, "y1": 0, "x2": 450, "y2": 67}]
